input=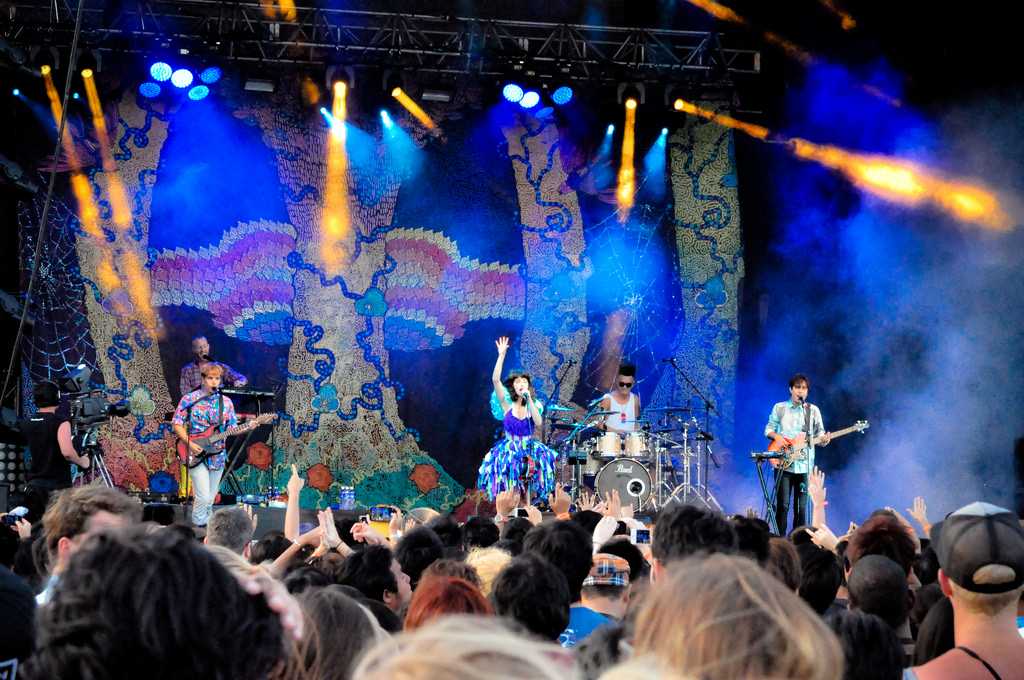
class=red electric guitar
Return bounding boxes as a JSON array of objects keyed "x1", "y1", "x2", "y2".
[
  {"x1": 768, "y1": 420, "x2": 870, "y2": 469},
  {"x1": 176, "y1": 413, "x2": 277, "y2": 468}
]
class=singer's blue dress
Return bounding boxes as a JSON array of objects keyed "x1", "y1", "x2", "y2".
[{"x1": 477, "y1": 410, "x2": 558, "y2": 500}]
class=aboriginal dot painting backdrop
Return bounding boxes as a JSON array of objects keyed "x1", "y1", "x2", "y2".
[{"x1": 17, "y1": 81, "x2": 742, "y2": 512}]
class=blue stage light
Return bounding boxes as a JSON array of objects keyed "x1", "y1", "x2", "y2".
[
  {"x1": 502, "y1": 83, "x2": 524, "y2": 103},
  {"x1": 519, "y1": 90, "x2": 540, "y2": 109},
  {"x1": 552, "y1": 86, "x2": 574, "y2": 105},
  {"x1": 187, "y1": 85, "x2": 210, "y2": 101},
  {"x1": 199, "y1": 66, "x2": 222, "y2": 84},
  {"x1": 150, "y1": 62, "x2": 172, "y2": 82},
  {"x1": 536, "y1": 106, "x2": 554, "y2": 119},
  {"x1": 170, "y1": 69, "x2": 194, "y2": 88},
  {"x1": 72, "y1": 92, "x2": 80, "y2": 100},
  {"x1": 607, "y1": 124, "x2": 615, "y2": 135},
  {"x1": 380, "y1": 109, "x2": 394, "y2": 129},
  {"x1": 661, "y1": 127, "x2": 669, "y2": 135},
  {"x1": 12, "y1": 88, "x2": 20, "y2": 96},
  {"x1": 138, "y1": 82, "x2": 161, "y2": 98}
]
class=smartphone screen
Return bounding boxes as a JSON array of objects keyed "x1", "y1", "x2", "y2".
[
  {"x1": 369, "y1": 505, "x2": 393, "y2": 522},
  {"x1": 633, "y1": 528, "x2": 651, "y2": 544}
]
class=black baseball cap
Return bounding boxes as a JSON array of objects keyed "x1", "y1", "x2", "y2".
[{"x1": 931, "y1": 502, "x2": 1024, "y2": 594}]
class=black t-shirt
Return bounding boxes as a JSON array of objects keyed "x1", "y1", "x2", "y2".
[{"x1": 19, "y1": 411, "x2": 72, "y2": 486}]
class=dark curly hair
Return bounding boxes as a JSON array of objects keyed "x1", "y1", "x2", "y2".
[
  {"x1": 502, "y1": 372, "x2": 533, "y2": 400},
  {"x1": 24, "y1": 525, "x2": 294, "y2": 680}
]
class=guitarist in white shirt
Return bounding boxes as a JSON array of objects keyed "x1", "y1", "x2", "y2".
[
  {"x1": 764, "y1": 374, "x2": 831, "y2": 534},
  {"x1": 172, "y1": 363, "x2": 237, "y2": 528}
]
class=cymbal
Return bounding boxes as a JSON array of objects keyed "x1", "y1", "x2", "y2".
[
  {"x1": 546, "y1": 403, "x2": 577, "y2": 413},
  {"x1": 549, "y1": 420, "x2": 581, "y2": 430},
  {"x1": 645, "y1": 405, "x2": 692, "y2": 413},
  {"x1": 583, "y1": 410, "x2": 616, "y2": 417}
]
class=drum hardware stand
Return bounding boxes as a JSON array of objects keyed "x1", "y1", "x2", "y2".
[
  {"x1": 663, "y1": 359, "x2": 721, "y2": 511},
  {"x1": 751, "y1": 451, "x2": 784, "y2": 533}
]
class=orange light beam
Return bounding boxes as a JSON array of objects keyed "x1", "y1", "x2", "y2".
[
  {"x1": 675, "y1": 98, "x2": 1012, "y2": 231},
  {"x1": 616, "y1": 98, "x2": 637, "y2": 223},
  {"x1": 82, "y1": 70, "x2": 131, "y2": 232},
  {"x1": 684, "y1": 0, "x2": 815, "y2": 65},
  {"x1": 391, "y1": 88, "x2": 437, "y2": 130},
  {"x1": 321, "y1": 82, "x2": 352, "y2": 272},
  {"x1": 818, "y1": 0, "x2": 857, "y2": 31}
]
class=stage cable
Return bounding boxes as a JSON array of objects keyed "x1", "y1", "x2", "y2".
[{"x1": 0, "y1": 0, "x2": 88, "y2": 409}]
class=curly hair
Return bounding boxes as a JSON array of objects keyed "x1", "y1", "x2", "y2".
[
  {"x1": 404, "y1": 575, "x2": 493, "y2": 630},
  {"x1": 24, "y1": 525, "x2": 295, "y2": 680}
]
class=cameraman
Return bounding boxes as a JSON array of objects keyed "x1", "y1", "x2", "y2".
[{"x1": 19, "y1": 381, "x2": 91, "y2": 521}]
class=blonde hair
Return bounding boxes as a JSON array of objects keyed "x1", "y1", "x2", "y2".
[
  {"x1": 948, "y1": 578, "x2": 1024, "y2": 616},
  {"x1": 599, "y1": 657, "x2": 695, "y2": 680},
  {"x1": 635, "y1": 554, "x2": 842, "y2": 680},
  {"x1": 204, "y1": 544, "x2": 262, "y2": 579},
  {"x1": 352, "y1": 615, "x2": 575, "y2": 680},
  {"x1": 465, "y1": 546, "x2": 512, "y2": 597},
  {"x1": 200, "y1": 362, "x2": 225, "y2": 378}
]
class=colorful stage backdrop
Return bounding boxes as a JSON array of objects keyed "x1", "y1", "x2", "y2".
[{"x1": 17, "y1": 82, "x2": 742, "y2": 512}]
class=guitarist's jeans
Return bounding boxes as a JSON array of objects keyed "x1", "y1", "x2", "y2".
[
  {"x1": 774, "y1": 469, "x2": 808, "y2": 535},
  {"x1": 189, "y1": 464, "x2": 224, "y2": 527}
]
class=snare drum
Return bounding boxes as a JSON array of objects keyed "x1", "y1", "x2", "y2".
[
  {"x1": 623, "y1": 432, "x2": 650, "y2": 459},
  {"x1": 596, "y1": 431, "x2": 622, "y2": 459}
]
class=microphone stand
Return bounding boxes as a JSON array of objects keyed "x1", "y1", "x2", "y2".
[
  {"x1": 664, "y1": 358, "x2": 720, "y2": 507},
  {"x1": 543, "y1": 359, "x2": 574, "y2": 446}
]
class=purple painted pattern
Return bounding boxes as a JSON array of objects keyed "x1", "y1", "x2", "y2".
[{"x1": 151, "y1": 220, "x2": 296, "y2": 345}]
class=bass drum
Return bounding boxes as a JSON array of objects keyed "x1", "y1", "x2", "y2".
[{"x1": 594, "y1": 457, "x2": 652, "y2": 508}]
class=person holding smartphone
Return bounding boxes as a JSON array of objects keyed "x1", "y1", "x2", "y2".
[{"x1": 477, "y1": 337, "x2": 558, "y2": 502}]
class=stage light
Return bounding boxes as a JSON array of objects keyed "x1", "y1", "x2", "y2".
[
  {"x1": 72, "y1": 92, "x2": 80, "y2": 100},
  {"x1": 40, "y1": 65, "x2": 51, "y2": 76},
  {"x1": 617, "y1": 97, "x2": 638, "y2": 222},
  {"x1": 188, "y1": 85, "x2": 210, "y2": 101},
  {"x1": 625, "y1": 97, "x2": 638, "y2": 110},
  {"x1": 380, "y1": 109, "x2": 394, "y2": 129},
  {"x1": 391, "y1": 87, "x2": 437, "y2": 130},
  {"x1": 552, "y1": 85, "x2": 574, "y2": 105},
  {"x1": 607, "y1": 124, "x2": 615, "y2": 135},
  {"x1": 139, "y1": 82, "x2": 161, "y2": 98},
  {"x1": 81, "y1": 68, "x2": 93, "y2": 79},
  {"x1": 673, "y1": 98, "x2": 684, "y2": 111},
  {"x1": 12, "y1": 88, "x2": 19, "y2": 96},
  {"x1": 536, "y1": 106, "x2": 554, "y2": 119},
  {"x1": 170, "y1": 69, "x2": 194, "y2": 88},
  {"x1": 502, "y1": 83, "x2": 524, "y2": 103},
  {"x1": 199, "y1": 66, "x2": 222, "y2": 84},
  {"x1": 661, "y1": 127, "x2": 669, "y2": 135},
  {"x1": 519, "y1": 90, "x2": 540, "y2": 109},
  {"x1": 150, "y1": 62, "x2": 172, "y2": 82}
]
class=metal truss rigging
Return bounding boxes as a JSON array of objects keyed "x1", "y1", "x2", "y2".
[{"x1": 3, "y1": 0, "x2": 760, "y2": 81}]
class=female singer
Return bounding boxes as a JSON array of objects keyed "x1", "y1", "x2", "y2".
[{"x1": 477, "y1": 336, "x2": 557, "y2": 500}]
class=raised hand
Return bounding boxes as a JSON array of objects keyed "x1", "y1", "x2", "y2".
[
  {"x1": 548, "y1": 486, "x2": 571, "y2": 516},
  {"x1": 495, "y1": 336, "x2": 510, "y2": 355},
  {"x1": 807, "y1": 524, "x2": 839, "y2": 552},
  {"x1": 388, "y1": 507, "x2": 404, "y2": 536},
  {"x1": 351, "y1": 521, "x2": 387, "y2": 546},
  {"x1": 907, "y1": 496, "x2": 931, "y2": 533},
  {"x1": 243, "y1": 503, "x2": 259, "y2": 533},
  {"x1": 320, "y1": 509, "x2": 342, "y2": 549},
  {"x1": 495, "y1": 488, "x2": 519, "y2": 517},
  {"x1": 808, "y1": 466, "x2": 827, "y2": 507},
  {"x1": 286, "y1": 463, "x2": 304, "y2": 497},
  {"x1": 604, "y1": 489, "x2": 622, "y2": 519},
  {"x1": 577, "y1": 490, "x2": 599, "y2": 512}
]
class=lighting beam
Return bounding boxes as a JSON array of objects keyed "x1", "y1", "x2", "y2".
[
  {"x1": 616, "y1": 98, "x2": 637, "y2": 222},
  {"x1": 391, "y1": 87, "x2": 436, "y2": 130},
  {"x1": 321, "y1": 81, "x2": 352, "y2": 272}
]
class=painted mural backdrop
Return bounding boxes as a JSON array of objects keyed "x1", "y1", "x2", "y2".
[{"x1": 18, "y1": 84, "x2": 742, "y2": 511}]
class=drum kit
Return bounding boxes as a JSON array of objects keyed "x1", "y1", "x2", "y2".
[{"x1": 545, "y1": 402, "x2": 721, "y2": 513}]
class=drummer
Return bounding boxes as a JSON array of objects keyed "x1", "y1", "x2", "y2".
[{"x1": 599, "y1": 364, "x2": 641, "y2": 434}]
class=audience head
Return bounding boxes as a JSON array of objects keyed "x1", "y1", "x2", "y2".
[
  {"x1": 930, "y1": 501, "x2": 1024, "y2": 616},
  {"x1": 845, "y1": 513, "x2": 916, "y2": 576},
  {"x1": 354, "y1": 615, "x2": 571, "y2": 680},
  {"x1": 248, "y1": 530, "x2": 293, "y2": 565},
  {"x1": 826, "y1": 610, "x2": 904, "y2": 680},
  {"x1": 204, "y1": 544, "x2": 261, "y2": 580},
  {"x1": 498, "y1": 517, "x2": 533, "y2": 554},
  {"x1": 912, "y1": 595, "x2": 955, "y2": 666},
  {"x1": 767, "y1": 536, "x2": 803, "y2": 591},
  {"x1": 27, "y1": 525, "x2": 294, "y2": 680},
  {"x1": 797, "y1": 544, "x2": 844, "y2": 615},
  {"x1": 909, "y1": 582, "x2": 945, "y2": 634},
  {"x1": 650, "y1": 505, "x2": 737, "y2": 577},
  {"x1": 283, "y1": 564, "x2": 332, "y2": 595},
  {"x1": 204, "y1": 506, "x2": 255, "y2": 557},
  {"x1": 522, "y1": 520, "x2": 593, "y2": 603},
  {"x1": 394, "y1": 526, "x2": 444, "y2": 589},
  {"x1": 422, "y1": 557, "x2": 482, "y2": 589},
  {"x1": 491, "y1": 552, "x2": 571, "y2": 641},
  {"x1": 580, "y1": 553, "x2": 631, "y2": 620},
  {"x1": 463, "y1": 516, "x2": 500, "y2": 550},
  {"x1": 571, "y1": 510, "x2": 604, "y2": 535},
  {"x1": 597, "y1": 538, "x2": 650, "y2": 585},
  {"x1": 427, "y1": 515, "x2": 465, "y2": 558},
  {"x1": 913, "y1": 543, "x2": 940, "y2": 586},
  {"x1": 404, "y1": 575, "x2": 493, "y2": 630},
  {"x1": 42, "y1": 486, "x2": 141, "y2": 573},
  {"x1": 407, "y1": 507, "x2": 441, "y2": 527},
  {"x1": 300, "y1": 585, "x2": 386, "y2": 680},
  {"x1": 731, "y1": 515, "x2": 771, "y2": 564},
  {"x1": 465, "y1": 546, "x2": 512, "y2": 597},
  {"x1": 847, "y1": 554, "x2": 911, "y2": 629},
  {"x1": 338, "y1": 544, "x2": 411, "y2": 612},
  {"x1": 635, "y1": 554, "x2": 842, "y2": 680}
]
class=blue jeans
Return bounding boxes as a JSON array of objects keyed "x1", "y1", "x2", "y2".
[
  {"x1": 774, "y1": 469, "x2": 807, "y2": 535},
  {"x1": 188, "y1": 464, "x2": 224, "y2": 527}
]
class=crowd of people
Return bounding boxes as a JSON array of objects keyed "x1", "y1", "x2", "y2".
[{"x1": 2, "y1": 466, "x2": 1023, "y2": 680}]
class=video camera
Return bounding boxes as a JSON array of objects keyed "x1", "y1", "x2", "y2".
[{"x1": 58, "y1": 364, "x2": 130, "y2": 431}]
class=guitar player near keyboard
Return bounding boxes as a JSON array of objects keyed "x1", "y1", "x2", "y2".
[
  {"x1": 172, "y1": 362, "x2": 238, "y2": 529},
  {"x1": 764, "y1": 373, "x2": 832, "y2": 535}
]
